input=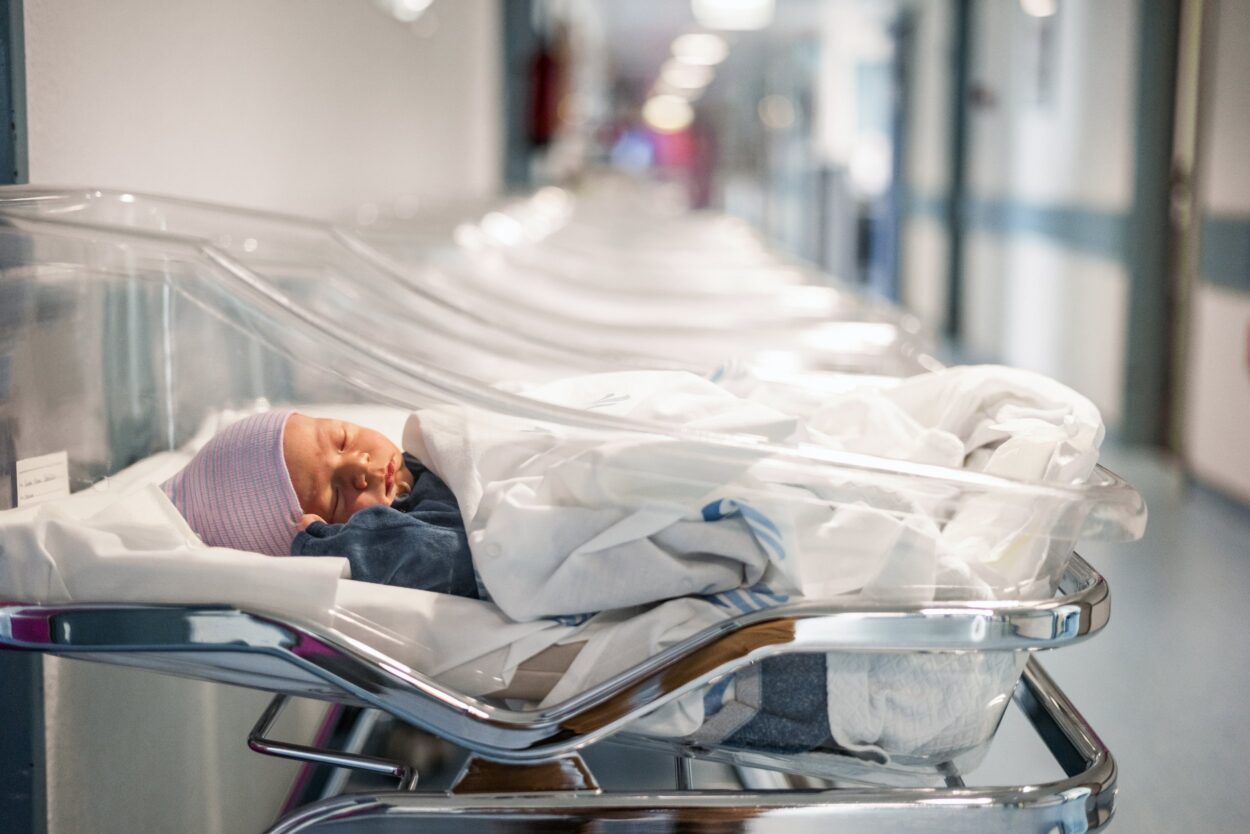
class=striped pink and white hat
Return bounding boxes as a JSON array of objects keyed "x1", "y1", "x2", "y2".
[{"x1": 162, "y1": 409, "x2": 303, "y2": 556}]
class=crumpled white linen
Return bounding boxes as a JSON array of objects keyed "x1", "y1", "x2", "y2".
[
  {"x1": 407, "y1": 365, "x2": 1104, "y2": 621},
  {"x1": 407, "y1": 371, "x2": 799, "y2": 621}
]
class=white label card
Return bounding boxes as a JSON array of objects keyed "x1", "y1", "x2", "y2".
[{"x1": 16, "y1": 451, "x2": 70, "y2": 507}]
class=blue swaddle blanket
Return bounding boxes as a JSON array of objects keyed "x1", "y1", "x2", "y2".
[{"x1": 291, "y1": 455, "x2": 480, "y2": 599}]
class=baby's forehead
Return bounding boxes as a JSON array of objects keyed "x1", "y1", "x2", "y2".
[
  {"x1": 296, "y1": 414, "x2": 346, "y2": 438},
  {"x1": 282, "y1": 415, "x2": 329, "y2": 475}
]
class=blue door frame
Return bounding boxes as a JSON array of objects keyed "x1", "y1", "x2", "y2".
[{"x1": 0, "y1": 3, "x2": 41, "y2": 833}]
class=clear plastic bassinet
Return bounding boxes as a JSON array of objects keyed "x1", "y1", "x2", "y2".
[
  {"x1": 352, "y1": 185, "x2": 934, "y2": 376},
  {"x1": 0, "y1": 186, "x2": 1143, "y2": 802},
  {"x1": 0, "y1": 187, "x2": 932, "y2": 384}
]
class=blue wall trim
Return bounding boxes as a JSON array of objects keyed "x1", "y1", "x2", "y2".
[
  {"x1": 1200, "y1": 215, "x2": 1250, "y2": 293},
  {"x1": 903, "y1": 189, "x2": 949, "y2": 223},
  {"x1": 964, "y1": 199, "x2": 1128, "y2": 261},
  {"x1": 904, "y1": 189, "x2": 1130, "y2": 262},
  {"x1": 905, "y1": 191, "x2": 1250, "y2": 296}
]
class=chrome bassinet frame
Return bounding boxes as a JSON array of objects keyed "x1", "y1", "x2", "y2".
[
  {"x1": 265, "y1": 660, "x2": 1111, "y2": 834},
  {"x1": 1, "y1": 554, "x2": 1115, "y2": 831}
]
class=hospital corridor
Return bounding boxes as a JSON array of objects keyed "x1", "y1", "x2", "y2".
[{"x1": 0, "y1": 1, "x2": 1247, "y2": 832}]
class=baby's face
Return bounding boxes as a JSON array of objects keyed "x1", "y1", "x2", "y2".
[{"x1": 283, "y1": 414, "x2": 415, "y2": 524}]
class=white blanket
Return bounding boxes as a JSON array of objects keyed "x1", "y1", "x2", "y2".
[{"x1": 407, "y1": 366, "x2": 1103, "y2": 621}]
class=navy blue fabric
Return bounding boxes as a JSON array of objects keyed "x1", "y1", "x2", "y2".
[
  {"x1": 290, "y1": 455, "x2": 479, "y2": 599},
  {"x1": 723, "y1": 655, "x2": 837, "y2": 754}
]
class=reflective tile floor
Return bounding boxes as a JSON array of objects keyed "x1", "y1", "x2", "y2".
[{"x1": 980, "y1": 444, "x2": 1250, "y2": 832}]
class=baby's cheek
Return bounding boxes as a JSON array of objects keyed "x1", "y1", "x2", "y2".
[{"x1": 346, "y1": 493, "x2": 389, "y2": 519}]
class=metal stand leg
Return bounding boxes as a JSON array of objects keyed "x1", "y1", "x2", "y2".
[
  {"x1": 675, "y1": 756, "x2": 694, "y2": 790},
  {"x1": 249, "y1": 694, "x2": 418, "y2": 790}
]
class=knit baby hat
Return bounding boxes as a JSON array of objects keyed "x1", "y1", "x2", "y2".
[{"x1": 161, "y1": 409, "x2": 303, "y2": 556}]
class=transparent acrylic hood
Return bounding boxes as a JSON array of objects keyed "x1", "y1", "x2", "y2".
[{"x1": 0, "y1": 185, "x2": 1146, "y2": 547}]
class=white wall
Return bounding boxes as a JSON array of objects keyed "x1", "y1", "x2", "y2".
[
  {"x1": 1184, "y1": 0, "x2": 1250, "y2": 503},
  {"x1": 20, "y1": 1, "x2": 502, "y2": 831},
  {"x1": 965, "y1": 0, "x2": 1135, "y2": 208},
  {"x1": 959, "y1": 0, "x2": 1137, "y2": 427},
  {"x1": 1198, "y1": 0, "x2": 1250, "y2": 217},
  {"x1": 22, "y1": 0, "x2": 501, "y2": 216},
  {"x1": 1185, "y1": 285, "x2": 1250, "y2": 502}
]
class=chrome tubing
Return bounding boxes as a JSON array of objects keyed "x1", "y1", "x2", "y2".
[
  {"x1": 0, "y1": 555, "x2": 1109, "y2": 765},
  {"x1": 249, "y1": 694, "x2": 418, "y2": 790},
  {"x1": 265, "y1": 659, "x2": 1114, "y2": 834}
]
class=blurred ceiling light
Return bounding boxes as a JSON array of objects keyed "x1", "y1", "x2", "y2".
[
  {"x1": 376, "y1": 0, "x2": 433, "y2": 23},
  {"x1": 691, "y1": 0, "x2": 775, "y2": 31},
  {"x1": 758, "y1": 94, "x2": 796, "y2": 130},
  {"x1": 655, "y1": 80, "x2": 706, "y2": 102},
  {"x1": 531, "y1": 187, "x2": 573, "y2": 223},
  {"x1": 1019, "y1": 0, "x2": 1058, "y2": 17},
  {"x1": 481, "y1": 211, "x2": 524, "y2": 246},
  {"x1": 671, "y1": 33, "x2": 729, "y2": 66},
  {"x1": 453, "y1": 222, "x2": 485, "y2": 251},
  {"x1": 750, "y1": 350, "x2": 804, "y2": 376},
  {"x1": 642, "y1": 94, "x2": 695, "y2": 133},
  {"x1": 660, "y1": 59, "x2": 715, "y2": 90},
  {"x1": 849, "y1": 133, "x2": 893, "y2": 197},
  {"x1": 800, "y1": 322, "x2": 899, "y2": 352},
  {"x1": 777, "y1": 285, "x2": 837, "y2": 315}
]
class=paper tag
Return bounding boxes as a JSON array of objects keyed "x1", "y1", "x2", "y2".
[{"x1": 16, "y1": 451, "x2": 70, "y2": 507}]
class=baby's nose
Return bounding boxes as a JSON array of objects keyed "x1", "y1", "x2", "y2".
[{"x1": 340, "y1": 457, "x2": 371, "y2": 491}]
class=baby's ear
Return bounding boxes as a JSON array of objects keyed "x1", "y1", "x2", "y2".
[{"x1": 297, "y1": 513, "x2": 325, "y2": 531}]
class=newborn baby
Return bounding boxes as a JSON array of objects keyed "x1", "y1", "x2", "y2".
[{"x1": 161, "y1": 409, "x2": 479, "y2": 597}]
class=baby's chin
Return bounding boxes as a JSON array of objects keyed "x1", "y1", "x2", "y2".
[{"x1": 357, "y1": 492, "x2": 401, "y2": 516}]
